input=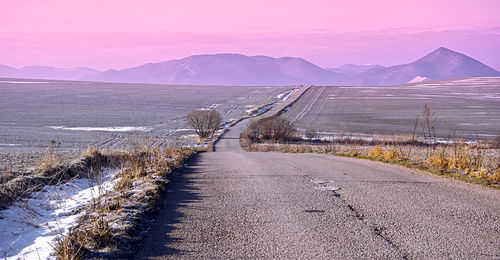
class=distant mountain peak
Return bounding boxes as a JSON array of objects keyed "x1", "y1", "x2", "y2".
[
  {"x1": 418, "y1": 46, "x2": 465, "y2": 61},
  {"x1": 349, "y1": 47, "x2": 500, "y2": 86},
  {"x1": 435, "y1": 46, "x2": 453, "y2": 52}
]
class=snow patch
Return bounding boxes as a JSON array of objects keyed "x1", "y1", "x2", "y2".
[
  {"x1": 0, "y1": 168, "x2": 119, "y2": 260},
  {"x1": 246, "y1": 104, "x2": 274, "y2": 116},
  {"x1": 47, "y1": 126, "x2": 151, "y2": 132},
  {"x1": 408, "y1": 76, "x2": 429, "y2": 83},
  {"x1": 277, "y1": 90, "x2": 293, "y2": 102}
]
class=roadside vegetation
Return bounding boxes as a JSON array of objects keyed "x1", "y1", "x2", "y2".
[
  {"x1": 0, "y1": 136, "x2": 198, "y2": 259},
  {"x1": 1, "y1": 107, "x2": 231, "y2": 259},
  {"x1": 240, "y1": 105, "x2": 500, "y2": 189},
  {"x1": 54, "y1": 140, "x2": 196, "y2": 259}
]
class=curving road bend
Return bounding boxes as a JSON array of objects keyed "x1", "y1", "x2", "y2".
[{"x1": 137, "y1": 102, "x2": 500, "y2": 259}]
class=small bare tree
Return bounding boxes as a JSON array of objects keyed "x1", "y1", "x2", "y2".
[
  {"x1": 419, "y1": 104, "x2": 438, "y2": 156},
  {"x1": 186, "y1": 109, "x2": 222, "y2": 148}
]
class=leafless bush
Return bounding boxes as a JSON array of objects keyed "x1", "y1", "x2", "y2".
[
  {"x1": 419, "y1": 104, "x2": 438, "y2": 156},
  {"x1": 243, "y1": 116, "x2": 295, "y2": 142},
  {"x1": 185, "y1": 109, "x2": 222, "y2": 147}
]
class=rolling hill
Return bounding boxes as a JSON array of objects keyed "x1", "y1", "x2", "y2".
[
  {"x1": 0, "y1": 66, "x2": 99, "y2": 80},
  {"x1": 84, "y1": 54, "x2": 347, "y2": 86},
  {"x1": 326, "y1": 64, "x2": 385, "y2": 76}
]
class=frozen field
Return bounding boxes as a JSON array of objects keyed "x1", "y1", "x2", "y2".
[
  {"x1": 0, "y1": 78, "x2": 296, "y2": 169},
  {"x1": 280, "y1": 77, "x2": 500, "y2": 139}
]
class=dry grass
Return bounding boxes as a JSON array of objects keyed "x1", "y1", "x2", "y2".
[
  {"x1": 38, "y1": 140, "x2": 61, "y2": 172},
  {"x1": 52, "y1": 233, "x2": 86, "y2": 260},
  {"x1": 69, "y1": 216, "x2": 114, "y2": 250},
  {"x1": 242, "y1": 137, "x2": 500, "y2": 188},
  {"x1": 0, "y1": 137, "x2": 196, "y2": 259},
  {"x1": 82, "y1": 146, "x2": 100, "y2": 159},
  {"x1": 54, "y1": 138, "x2": 197, "y2": 259},
  {"x1": 490, "y1": 169, "x2": 500, "y2": 183},
  {"x1": 241, "y1": 103, "x2": 499, "y2": 188}
]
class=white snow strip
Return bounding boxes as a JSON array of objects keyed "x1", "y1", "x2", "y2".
[
  {"x1": 246, "y1": 104, "x2": 275, "y2": 116},
  {"x1": 277, "y1": 90, "x2": 293, "y2": 102},
  {"x1": 0, "y1": 143, "x2": 21, "y2": 147},
  {"x1": 408, "y1": 76, "x2": 429, "y2": 83},
  {"x1": 0, "y1": 168, "x2": 119, "y2": 260},
  {"x1": 253, "y1": 104, "x2": 274, "y2": 115},
  {"x1": 47, "y1": 126, "x2": 151, "y2": 132},
  {"x1": 169, "y1": 128, "x2": 194, "y2": 133}
]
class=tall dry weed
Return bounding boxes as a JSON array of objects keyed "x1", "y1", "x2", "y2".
[{"x1": 39, "y1": 140, "x2": 61, "y2": 171}]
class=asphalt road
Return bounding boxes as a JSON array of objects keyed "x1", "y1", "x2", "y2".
[{"x1": 137, "y1": 117, "x2": 500, "y2": 259}]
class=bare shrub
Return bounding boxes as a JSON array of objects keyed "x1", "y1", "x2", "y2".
[
  {"x1": 244, "y1": 116, "x2": 295, "y2": 142},
  {"x1": 419, "y1": 104, "x2": 438, "y2": 156},
  {"x1": 407, "y1": 115, "x2": 420, "y2": 158},
  {"x1": 185, "y1": 109, "x2": 222, "y2": 147}
]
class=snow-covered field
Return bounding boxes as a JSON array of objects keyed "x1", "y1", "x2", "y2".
[
  {"x1": 0, "y1": 168, "x2": 119, "y2": 259},
  {"x1": 280, "y1": 77, "x2": 500, "y2": 139},
  {"x1": 0, "y1": 78, "x2": 296, "y2": 150}
]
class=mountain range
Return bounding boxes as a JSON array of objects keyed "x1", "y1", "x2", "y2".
[
  {"x1": 85, "y1": 54, "x2": 348, "y2": 86},
  {"x1": 2, "y1": 47, "x2": 499, "y2": 86},
  {"x1": 0, "y1": 66, "x2": 99, "y2": 81}
]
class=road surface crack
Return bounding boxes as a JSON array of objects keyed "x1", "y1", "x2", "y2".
[
  {"x1": 334, "y1": 189, "x2": 408, "y2": 259},
  {"x1": 306, "y1": 176, "x2": 408, "y2": 259}
]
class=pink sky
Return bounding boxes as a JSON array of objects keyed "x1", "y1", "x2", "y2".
[{"x1": 1, "y1": 0, "x2": 499, "y2": 70}]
